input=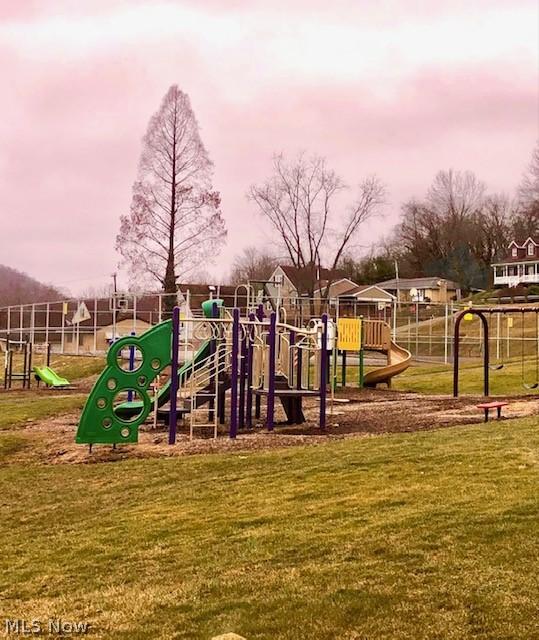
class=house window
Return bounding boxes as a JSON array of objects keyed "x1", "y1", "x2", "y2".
[
  {"x1": 512, "y1": 247, "x2": 518, "y2": 257},
  {"x1": 528, "y1": 243, "x2": 535, "y2": 256}
]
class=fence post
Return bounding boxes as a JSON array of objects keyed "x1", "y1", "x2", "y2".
[
  {"x1": 75, "y1": 300, "x2": 80, "y2": 355},
  {"x1": 93, "y1": 298, "x2": 98, "y2": 354},
  {"x1": 30, "y1": 303, "x2": 35, "y2": 345},
  {"x1": 45, "y1": 303, "x2": 50, "y2": 347},
  {"x1": 444, "y1": 303, "x2": 448, "y2": 364},
  {"x1": 61, "y1": 302, "x2": 66, "y2": 354}
]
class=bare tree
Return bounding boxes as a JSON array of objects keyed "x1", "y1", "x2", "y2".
[
  {"x1": 390, "y1": 170, "x2": 500, "y2": 289},
  {"x1": 248, "y1": 153, "x2": 386, "y2": 297},
  {"x1": 513, "y1": 142, "x2": 539, "y2": 240},
  {"x1": 229, "y1": 247, "x2": 278, "y2": 285},
  {"x1": 469, "y1": 194, "x2": 515, "y2": 285},
  {"x1": 518, "y1": 142, "x2": 539, "y2": 210},
  {"x1": 116, "y1": 85, "x2": 227, "y2": 310}
]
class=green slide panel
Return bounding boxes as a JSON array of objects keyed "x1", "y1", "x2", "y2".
[
  {"x1": 33, "y1": 366, "x2": 71, "y2": 387},
  {"x1": 76, "y1": 320, "x2": 173, "y2": 445},
  {"x1": 76, "y1": 299, "x2": 222, "y2": 445},
  {"x1": 114, "y1": 339, "x2": 211, "y2": 418}
]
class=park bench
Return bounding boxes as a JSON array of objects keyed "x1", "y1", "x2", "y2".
[{"x1": 476, "y1": 401, "x2": 509, "y2": 423}]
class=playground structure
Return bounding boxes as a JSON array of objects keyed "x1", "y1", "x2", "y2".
[
  {"x1": 0, "y1": 289, "x2": 473, "y2": 362},
  {"x1": 453, "y1": 305, "x2": 539, "y2": 397},
  {"x1": 2, "y1": 336, "x2": 71, "y2": 389},
  {"x1": 76, "y1": 299, "x2": 412, "y2": 446},
  {"x1": 3, "y1": 336, "x2": 33, "y2": 389}
]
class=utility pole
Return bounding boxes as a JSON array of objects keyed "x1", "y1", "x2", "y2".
[{"x1": 394, "y1": 259, "x2": 400, "y2": 306}]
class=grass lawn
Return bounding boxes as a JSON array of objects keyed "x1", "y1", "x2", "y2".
[
  {"x1": 47, "y1": 354, "x2": 106, "y2": 381},
  {"x1": 393, "y1": 358, "x2": 539, "y2": 396},
  {"x1": 6, "y1": 353, "x2": 106, "y2": 383},
  {"x1": 1, "y1": 419, "x2": 538, "y2": 639},
  {"x1": 0, "y1": 393, "x2": 87, "y2": 431},
  {"x1": 332, "y1": 355, "x2": 539, "y2": 397},
  {"x1": 0, "y1": 354, "x2": 102, "y2": 431}
]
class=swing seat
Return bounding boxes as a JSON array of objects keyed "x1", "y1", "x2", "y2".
[
  {"x1": 523, "y1": 382, "x2": 539, "y2": 390},
  {"x1": 489, "y1": 364, "x2": 504, "y2": 371}
]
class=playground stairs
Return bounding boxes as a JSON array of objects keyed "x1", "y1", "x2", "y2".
[{"x1": 182, "y1": 367, "x2": 232, "y2": 438}]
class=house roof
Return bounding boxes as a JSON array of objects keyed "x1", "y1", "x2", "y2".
[
  {"x1": 495, "y1": 237, "x2": 539, "y2": 264},
  {"x1": 277, "y1": 265, "x2": 346, "y2": 293},
  {"x1": 339, "y1": 284, "x2": 396, "y2": 301},
  {"x1": 312, "y1": 278, "x2": 359, "y2": 295},
  {"x1": 374, "y1": 277, "x2": 461, "y2": 290}
]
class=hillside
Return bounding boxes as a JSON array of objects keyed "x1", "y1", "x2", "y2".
[{"x1": 0, "y1": 264, "x2": 63, "y2": 307}]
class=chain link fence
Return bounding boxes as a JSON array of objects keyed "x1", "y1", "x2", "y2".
[{"x1": 2, "y1": 290, "x2": 539, "y2": 364}]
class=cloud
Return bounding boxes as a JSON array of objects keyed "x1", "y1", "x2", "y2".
[{"x1": 0, "y1": 0, "x2": 536, "y2": 290}]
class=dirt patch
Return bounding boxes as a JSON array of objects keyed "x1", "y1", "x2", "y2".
[{"x1": 6, "y1": 388, "x2": 539, "y2": 465}]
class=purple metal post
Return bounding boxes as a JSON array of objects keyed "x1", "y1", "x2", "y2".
[
  {"x1": 246, "y1": 312, "x2": 255, "y2": 427},
  {"x1": 319, "y1": 313, "x2": 328, "y2": 430},
  {"x1": 255, "y1": 304, "x2": 265, "y2": 419},
  {"x1": 239, "y1": 323, "x2": 247, "y2": 428},
  {"x1": 168, "y1": 306, "x2": 181, "y2": 445},
  {"x1": 229, "y1": 307, "x2": 240, "y2": 438},
  {"x1": 266, "y1": 311, "x2": 277, "y2": 431}
]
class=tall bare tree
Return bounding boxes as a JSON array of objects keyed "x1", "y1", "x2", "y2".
[
  {"x1": 513, "y1": 142, "x2": 539, "y2": 240},
  {"x1": 469, "y1": 194, "x2": 515, "y2": 285},
  {"x1": 248, "y1": 153, "x2": 385, "y2": 297},
  {"x1": 390, "y1": 170, "x2": 518, "y2": 289},
  {"x1": 518, "y1": 142, "x2": 539, "y2": 210},
  {"x1": 229, "y1": 247, "x2": 278, "y2": 285},
  {"x1": 116, "y1": 85, "x2": 226, "y2": 308}
]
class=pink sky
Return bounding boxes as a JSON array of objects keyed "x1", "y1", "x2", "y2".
[{"x1": 0, "y1": 0, "x2": 537, "y2": 294}]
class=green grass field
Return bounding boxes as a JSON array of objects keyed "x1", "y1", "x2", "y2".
[
  {"x1": 393, "y1": 358, "x2": 539, "y2": 396},
  {"x1": 0, "y1": 393, "x2": 86, "y2": 431},
  {"x1": 1, "y1": 420, "x2": 538, "y2": 639},
  {"x1": 6, "y1": 352, "x2": 106, "y2": 382},
  {"x1": 1, "y1": 356, "x2": 538, "y2": 638},
  {"x1": 0, "y1": 355, "x2": 104, "y2": 431}
]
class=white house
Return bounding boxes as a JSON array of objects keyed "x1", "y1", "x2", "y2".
[{"x1": 492, "y1": 238, "x2": 539, "y2": 287}]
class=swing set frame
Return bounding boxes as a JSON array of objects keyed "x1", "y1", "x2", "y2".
[{"x1": 453, "y1": 306, "x2": 539, "y2": 397}]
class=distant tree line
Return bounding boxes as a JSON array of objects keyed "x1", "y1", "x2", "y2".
[
  {"x1": 378, "y1": 147, "x2": 539, "y2": 291},
  {"x1": 113, "y1": 83, "x2": 537, "y2": 298},
  {"x1": 0, "y1": 265, "x2": 63, "y2": 307},
  {"x1": 228, "y1": 143, "x2": 539, "y2": 294}
]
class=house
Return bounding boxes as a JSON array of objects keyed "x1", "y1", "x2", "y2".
[
  {"x1": 374, "y1": 277, "x2": 461, "y2": 303},
  {"x1": 331, "y1": 284, "x2": 396, "y2": 319},
  {"x1": 267, "y1": 265, "x2": 347, "y2": 301},
  {"x1": 266, "y1": 265, "x2": 395, "y2": 317},
  {"x1": 492, "y1": 238, "x2": 539, "y2": 288}
]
